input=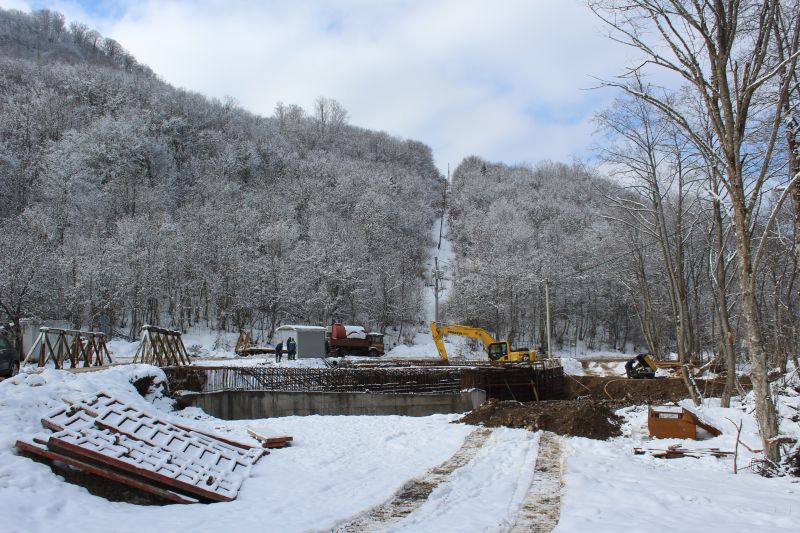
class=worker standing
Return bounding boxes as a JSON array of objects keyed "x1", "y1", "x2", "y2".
[
  {"x1": 624, "y1": 356, "x2": 636, "y2": 378},
  {"x1": 275, "y1": 341, "x2": 283, "y2": 363},
  {"x1": 287, "y1": 337, "x2": 297, "y2": 361}
]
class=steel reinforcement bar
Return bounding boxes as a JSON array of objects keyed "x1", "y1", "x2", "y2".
[{"x1": 163, "y1": 363, "x2": 564, "y2": 400}]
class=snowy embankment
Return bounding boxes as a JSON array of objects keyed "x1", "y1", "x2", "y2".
[
  {"x1": 557, "y1": 390, "x2": 800, "y2": 533},
  {"x1": 385, "y1": 331, "x2": 485, "y2": 360},
  {"x1": 422, "y1": 216, "x2": 454, "y2": 324},
  {"x1": 107, "y1": 328, "x2": 241, "y2": 363},
  {"x1": 3, "y1": 362, "x2": 799, "y2": 532},
  {"x1": 3, "y1": 366, "x2": 539, "y2": 532}
]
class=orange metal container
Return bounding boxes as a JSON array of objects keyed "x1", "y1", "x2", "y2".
[{"x1": 648, "y1": 406, "x2": 698, "y2": 439}]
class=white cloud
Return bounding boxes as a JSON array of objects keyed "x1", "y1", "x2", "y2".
[
  {"x1": 0, "y1": 0, "x2": 31, "y2": 11},
  {"x1": 10, "y1": 0, "x2": 636, "y2": 173}
]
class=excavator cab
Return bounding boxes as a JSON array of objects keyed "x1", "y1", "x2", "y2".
[{"x1": 487, "y1": 342, "x2": 508, "y2": 361}]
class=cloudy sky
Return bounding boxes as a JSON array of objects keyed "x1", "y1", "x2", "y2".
[{"x1": 3, "y1": 0, "x2": 632, "y2": 173}]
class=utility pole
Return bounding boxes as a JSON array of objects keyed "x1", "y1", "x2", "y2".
[
  {"x1": 433, "y1": 257, "x2": 441, "y2": 323},
  {"x1": 432, "y1": 163, "x2": 448, "y2": 323},
  {"x1": 544, "y1": 278, "x2": 552, "y2": 359},
  {"x1": 438, "y1": 163, "x2": 448, "y2": 250}
]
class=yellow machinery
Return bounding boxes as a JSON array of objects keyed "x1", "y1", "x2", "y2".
[
  {"x1": 429, "y1": 322, "x2": 536, "y2": 363},
  {"x1": 625, "y1": 353, "x2": 658, "y2": 379}
]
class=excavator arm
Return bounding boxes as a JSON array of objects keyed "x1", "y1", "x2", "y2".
[{"x1": 429, "y1": 322, "x2": 498, "y2": 362}]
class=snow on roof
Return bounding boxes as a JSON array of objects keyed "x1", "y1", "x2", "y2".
[{"x1": 276, "y1": 325, "x2": 326, "y2": 332}]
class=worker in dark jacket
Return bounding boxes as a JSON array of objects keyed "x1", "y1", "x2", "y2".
[
  {"x1": 287, "y1": 337, "x2": 297, "y2": 360},
  {"x1": 275, "y1": 341, "x2": 283, "y2": 363}
]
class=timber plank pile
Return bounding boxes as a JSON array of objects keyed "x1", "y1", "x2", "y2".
[{"x1": 15, "y1": 392, "x2": 287, "y2": 504}]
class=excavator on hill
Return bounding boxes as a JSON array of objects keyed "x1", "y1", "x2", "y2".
[{"x1": 429, "y1": 322, "x2": 536, "y2": 363}]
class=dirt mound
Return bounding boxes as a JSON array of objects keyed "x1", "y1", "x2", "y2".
[
  {"x1": 562, "y1": 375, "x2": 745, "y2": 403},
  {"x1": 459, "y1": 399, "x2": 623, "y2": 440}
]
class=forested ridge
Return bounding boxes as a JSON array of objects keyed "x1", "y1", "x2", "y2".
[
  {"x1": 0, "y1": 8, "x2": 442, "y2": 340},
  {"x1": 445, "y1": 158, "x2": 624, "y2": 352},
  {"x1": 1, "y1": 4, "x2": 799, "y2": 385},
  {"x1": 2, "y1": 1, "x2": 798, "y2": 471}
]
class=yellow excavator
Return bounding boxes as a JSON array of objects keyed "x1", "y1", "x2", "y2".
[{"x1": 429, "y1": 322, "x2": 536, "y2": 363}]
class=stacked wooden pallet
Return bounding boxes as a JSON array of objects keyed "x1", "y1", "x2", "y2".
[
  {"x1": 15, "y1": 392, "x2": 290, "y2": 504},
  {"x1": 247, "y1": 428, "x2": 293, "y2": 449}
]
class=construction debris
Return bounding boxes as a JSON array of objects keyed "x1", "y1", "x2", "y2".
[
  {"x1": 459, "y1": 399, "x2": 623, "y2": 440},
  {"x1": 235, "y1": 330, "x2": 273, "y2": 356},
  {"x1": 133, "y1": 325, "x2": 191, "y2": 366},
  {"x1": 23, "y1": 327, "x2": 112, "y2": 369},
  {"x1": 15, "y1": 392, "x2": 282, "y2": 504},
  {"x1": 634, "y1": 444, "x2": 733, "y2": 459},
  {"x1": 247, "y1": 428, "x2": 293, "y2": 449},
  {"x1": 648, "y1": 405, "x2": 722, "y2": 440}
]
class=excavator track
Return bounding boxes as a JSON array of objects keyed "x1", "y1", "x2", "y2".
[{"x1": 332, "y1": 427, "x2": 495, "y2": 532}]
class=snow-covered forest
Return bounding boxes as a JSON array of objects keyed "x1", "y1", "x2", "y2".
[
  {"x1": 0, "y1": 8, "x2": 442, "y2": 340},
  {"x1": 445, "y1": 158, "x2": 621, "y2": 352},
  {"x1": 1, "y1": 5, "x2": 799, "y2": 375},
  {"x1": 2, "y1": 2, "x2": 800, "y2": 526}
]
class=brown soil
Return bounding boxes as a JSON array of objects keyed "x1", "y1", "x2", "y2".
[
  {"x1": 562, "y1": 375, "x2": 750, "y2": 403},
  {"x1": 459, "y1": 399, "x2": 624, "y2": 440}
]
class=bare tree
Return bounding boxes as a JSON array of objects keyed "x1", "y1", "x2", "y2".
[
  {"x1": 590, "y1": 0, "x2": 800, "y2": 462},
  {"x1": 598, "y1": 86, "x2": 702, "y2": 404},
  {"x1": 773, "y1": 1, "x2": 800, "y2": 366}
]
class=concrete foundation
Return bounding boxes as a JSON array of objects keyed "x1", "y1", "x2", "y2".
[{"x1": 177, "y1": 389, "x2": 487, "y2": 419}]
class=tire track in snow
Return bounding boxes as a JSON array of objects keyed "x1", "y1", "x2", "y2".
[
  {"x1": 331, "y1": 427, "x2": 494, "y2": 532},
  {"x1": 507, "y1": 431, "x2": 564, "y2": 533}
]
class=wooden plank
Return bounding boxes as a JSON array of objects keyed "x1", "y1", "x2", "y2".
[
  {"x1": 247, "y1": 429, "x2": 293, "y2": 449},
  {"x1": 98, "y1": 335, "x2": 113, "y2": 365},
  {"x1": 15, "y1": 439, "x2": 198, "y2": 504}
]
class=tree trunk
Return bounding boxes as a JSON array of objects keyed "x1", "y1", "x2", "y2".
[
  {"x1": 712, "y1": 195, "x2": 737, "y2": 408},
  {"x1": 732, "y1": 200, "x2": 781, "y2": 463}
]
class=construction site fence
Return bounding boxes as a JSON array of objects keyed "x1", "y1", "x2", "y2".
[{"x1": 163, "y1": 361, "x2": 564, "y2": 401}]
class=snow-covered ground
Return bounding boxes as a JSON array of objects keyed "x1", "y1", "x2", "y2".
[
  {"x1": 2, "y1": 364, "x2": 799, "y2": 532},
  {"x1": 423, "y1": 216, "x2": 455, "y2": 324},
  {"x1": 108, "y1": 328, "x2": 241, "y2": 363},
  {"x1": 557, "y1": 395, "x2": 800, "y2": 532},
  {"x1": 384, "y1": 330, "x2": 485, "y2": 360},
  {"x1": 553, "y1": 341, "x2": 632, "y2": 360},
  {"x1": 0, "y1": 365, "x2": 545, "y2": 532}
]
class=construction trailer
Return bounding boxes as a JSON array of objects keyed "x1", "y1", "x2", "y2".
[
  {"x1": 275, "y1": 325, "x2": 326, "y2": 358},
  {"x1": 19, "y1": 318, "x2": 39, "y2": 359}
]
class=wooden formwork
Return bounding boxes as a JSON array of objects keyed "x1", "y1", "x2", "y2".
[
  {"x1": 133, "y1": 325, "x2": 191, "y2": 366},
  {"x1": 16, "y1": 391, "x2": 272, "y2": 504},
  {"x1": 23, "y1": 327, "x2": 112, "y2": 369}
]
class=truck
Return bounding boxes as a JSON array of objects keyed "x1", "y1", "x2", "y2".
[
  {"x1": 326, "y1": 323, "x2": 385, "y2": 357},
  {"x1": 0, "y1": 323, "x2": 21, "y2": 378},
  {"x1": 429, "y1": 321, "x2": 536, "y2": 363}
]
